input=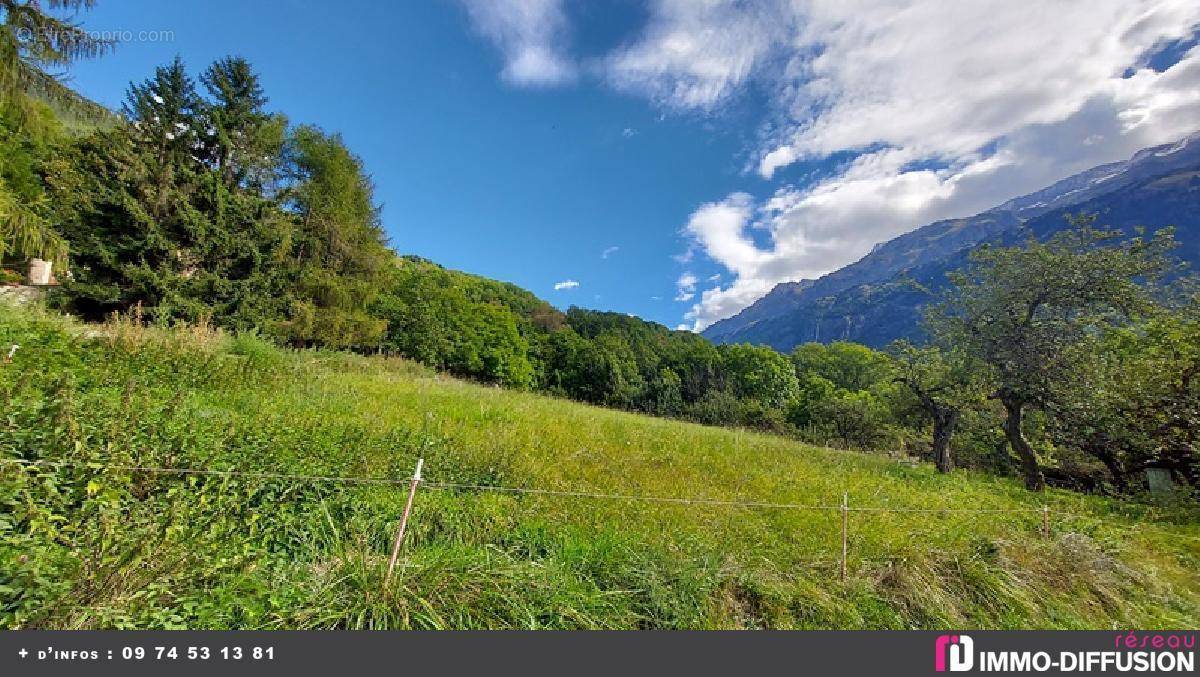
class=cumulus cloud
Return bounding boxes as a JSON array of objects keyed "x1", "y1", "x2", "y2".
[
  {"x1": 553, "y1": 279, "x2": 580, "y2": 290},
  {"x1": 756, "y1": 1, "x2": 1200, "y2": 178},
  {"x1": 601, "y1": 245, "x2": 620, "y2": 259},
  {"x1": 459, "y1": 0, "x2": 575, "y2": 86},
  {"x1": 634, "y1": 0, "x2": 1200, "y2": 330},
  {"x1": 674, "y1": 271, "x2": 698, "y2": 301},
  {"x1": 457, "y1": 1, "x2": 1200, "y2": 331}
]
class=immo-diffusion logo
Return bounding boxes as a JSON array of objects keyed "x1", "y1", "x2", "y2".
[
  {"x1": 933, "y1": 632, "x2": 1195, "y2": 673},
  {"x1": 935, "y1": 634, "x2": 974, "y2": 672}
]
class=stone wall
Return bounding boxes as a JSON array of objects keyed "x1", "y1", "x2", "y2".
[{"x1": 0, "y1": 285, "x2": 49, "y2": 305}]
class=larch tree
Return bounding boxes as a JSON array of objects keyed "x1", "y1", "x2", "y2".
[{"x1": 0, "y1": 0, "x2": 110, "y2": 265}]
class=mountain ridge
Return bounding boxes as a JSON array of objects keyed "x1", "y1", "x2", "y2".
[{"x1": 703, "y1": 132, "x2": 1200, "y2": 350}]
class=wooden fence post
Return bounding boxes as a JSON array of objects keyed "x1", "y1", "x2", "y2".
[
  {"x1": 840, "y1": 492, "x2": 849, "y2": 582},
  {"x1": 1042, "y1": 505, "x2": 1050, "y2": 540},
  {"x1": 385, "y1": 458, "x2": 424, "y2": 585}
]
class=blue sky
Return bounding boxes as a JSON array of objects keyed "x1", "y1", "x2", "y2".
[{"x1": 61, "y1": 1, "x2": 1200, "y2": 331}]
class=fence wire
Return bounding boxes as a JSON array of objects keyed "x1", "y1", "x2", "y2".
[
  {"x1": 5, "y1": 454, "x2": 1199, "y2": 624},
  {"x1": 2, "y1": 456, "x2": 1199, "y2": 541}
]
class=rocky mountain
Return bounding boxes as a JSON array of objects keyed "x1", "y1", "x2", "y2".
[{"x1": 702, "y1": 133, "x2": 1200, "y2": 351}]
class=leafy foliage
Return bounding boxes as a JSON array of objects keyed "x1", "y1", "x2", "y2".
[
  {"x1": 0, "y1": 0, "x2": 113, "y2": 264},
  {"x1": 928, "y1": 217, "x2": 1184, "y2": 490},
  {"x1": 373, "y1": 257, "x2": 536, "y2": 387},
  {"x1": 0, "y1": 0, "x2": 113, "y2": 123},
  {"x1": 889, "y1": 342, "x2": 987, "y2": 472},
  {"x1": 272, "y1": 125, "x2": 390, "y2": 348},
  {"x1": 1, "y1": 118, "x2": 67, "y2": 266},
  {"x1": 1049, "y1": 301, "x2": 1200, "y2": 491}
]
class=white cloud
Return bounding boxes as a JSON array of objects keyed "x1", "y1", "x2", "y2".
[
  {"x1": 457, "y1": 1, "x2": 1200, "y2": 331},
  {"x1": 681, "y1": 194, "x2": 766, "y2": 280},
  {"x1": 631, "y1": 0, "x2": 1200, "y2": 330},
  {"x1": 671, "y1": 248, "x2": 694, "y2": 264},
  {"x1": 604, "y1": 0, "x2": 794, "y2": 110},
  {"x1": 757, "y1": 1, "x2": 1200, "y2": 178},
  {"x1": 459, "y1": 0, "x2": 576, "y2": 86},
  {"x1": 601, "y1": 245, "x2": 620, "y2": 259},
  {"x1": 674, "y1": 271, "x2": 698, "y2": 301},
  {"x1": 553, "y1": 279, "x2": 580, "y2": 290},
  {"x1": 622, "y1": 127, "x2": 638, "y2": 138}
]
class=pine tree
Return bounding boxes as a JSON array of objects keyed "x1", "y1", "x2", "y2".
[
  {"x1": 123, "y1": 56, "x2": 200, "y2": 161},
  {"x1": 275, "y1": 125, "x2": 390, "y2": 347}
]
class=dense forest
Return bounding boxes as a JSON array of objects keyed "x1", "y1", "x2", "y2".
[{"x1": 2, "y1": 1, "x2": 1197, "y2": 498}]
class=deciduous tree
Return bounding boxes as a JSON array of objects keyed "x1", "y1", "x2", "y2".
[
  {"x1": 889, "y1": 341, "x2": 986, "y2": 473},
  {"x1": 927, "y1": 217, "x2": 1177, "y2": 490}
]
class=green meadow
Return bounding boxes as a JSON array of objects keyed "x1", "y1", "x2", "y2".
[{"x1": 2, "y1": 303, "x2": 1198, "y2": 629}]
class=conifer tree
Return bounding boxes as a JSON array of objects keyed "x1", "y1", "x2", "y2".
[
  {"x1": 0, "y1": 0, "x2": 112, "y2": 118},
  {"x1": 0, "y1": 0, "x2": 110, "y2": 264},
  {"x1": 199, "y1": 56, "x2": 281, "y2": 188}
]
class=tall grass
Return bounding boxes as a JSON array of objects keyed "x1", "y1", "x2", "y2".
[{"x1": 1, "y1": 302, "x2": 1197, "y2": 629}]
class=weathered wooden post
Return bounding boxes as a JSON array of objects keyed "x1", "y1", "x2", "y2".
[
  {"x1": 840, "y1": 492, "x2": 849, "y2": 582},
  {"x1": 385, "y1": 458, "x2": 424, "y2": 585}
]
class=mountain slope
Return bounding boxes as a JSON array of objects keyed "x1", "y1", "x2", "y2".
[
  {"x1": 703, "y1": 133, "x2": 1200, "y2": 350},
  {"x1": 3, "y1": 304, "x2": 1198, "y2": 628}
]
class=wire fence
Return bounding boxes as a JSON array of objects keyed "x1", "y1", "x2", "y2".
[
  {"x1": 0, "y1": 456, "x2": 1045, "y2": 512},
  {"x1": 4, "y1": 456, "x2": 1199, "y2": 522},
  {"x1": 4, "y1": 452, "x2": 1200, "y2": 627},
  {"x1": 5, "y1": 440, "x2": 1200, "y2": 636},
  {"x1": 2, "y1": 455, "x2": 1198, "y2": 569}
]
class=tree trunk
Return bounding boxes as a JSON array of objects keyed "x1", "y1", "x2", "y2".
[
  {"x1": 932, "y1": 407, "x2": 959, "y2": 473},
  {"x1": 1001, "y1": 397, "x2": 1045, "y2": 491},
  {"x1": 1091, "y1": 446, "x2": 1127, "y2": 493}
]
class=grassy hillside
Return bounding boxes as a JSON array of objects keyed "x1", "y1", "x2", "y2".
[{"x1": 2, "y1": 303, "x2": 1198, "y2": 629}]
